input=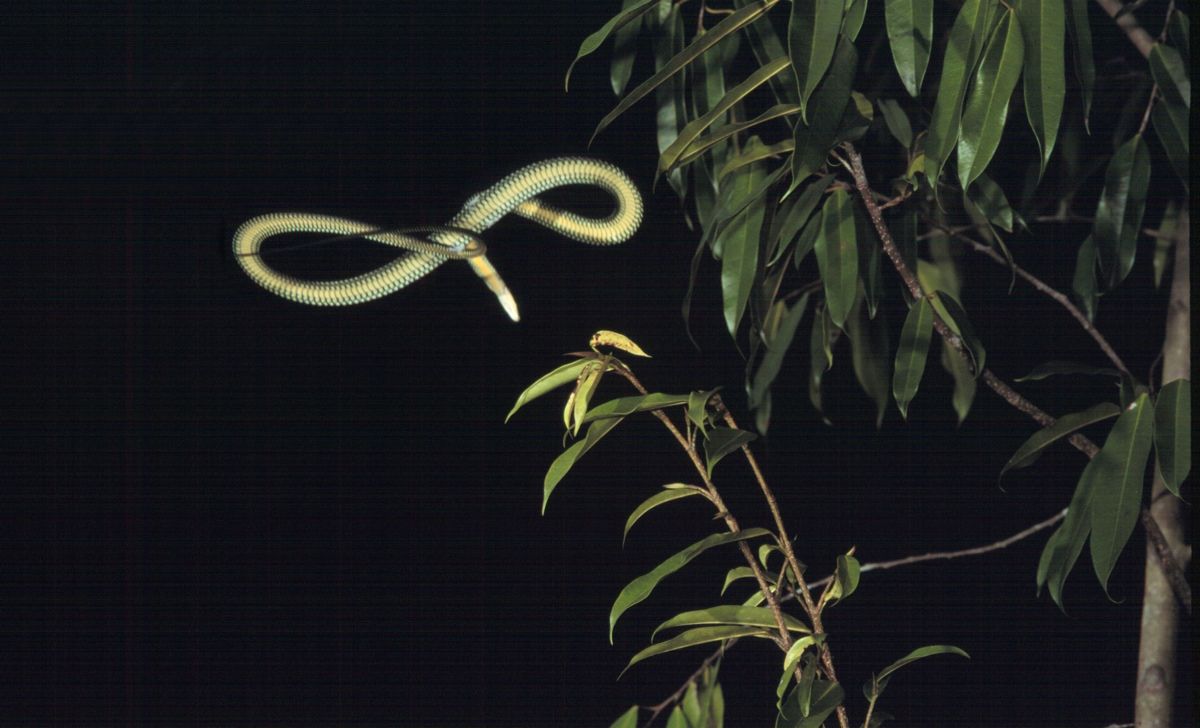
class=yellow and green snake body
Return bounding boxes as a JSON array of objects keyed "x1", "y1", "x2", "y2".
[{"x1": 232, "y1": 157, "x2": 643, "y2": 321}]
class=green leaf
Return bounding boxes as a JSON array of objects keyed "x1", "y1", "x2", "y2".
[
  {"x1": 720, "y1": 137, "x2": 798, "y2": 182},
  {"x1": 624, "y1": 625, "x2": 773, "y2": 675},
  {"x1": 893, "y1": 297, "x2": 934, "y2": 419},
  {"x1": 876, "y1": 645, "x2": 970, "y2": 682},
  {"x1": 624, "y1": 486, "x2": 709, "y2": 546},
  {"x1": 809, "y1": 306, "x2": 839, "y2": 418},
  {"x1": 688, "y1": 387, "x2": 721, "y2": 434},
  {"x1": 543, "y1": 416, "x2": 624, "y2": 514},
  {"x1": 1015, "y1": 361, "x2": 1120, "y2": 382},
  {"x1": 1015, "y1": 0, "x2": 1066, "y2": 175},
  {"x1": 884, "y1": 0, "x2": 933, "y2": 97},
  {"x1": 1092, "y1": 135, "x2": 1151, "y2": 289},
  {"x1": 1070, "y1": 236, "x2": 1099, "y2": 323},
  {"x1": 666, "y1": 706, "x2": 687, "y2": 728},
  {"x1": 751, "y1": 292, "x2": 813, "y2": 409},
  {"x1": 932, "y1": 291, "x2": 986, "y2": 376},
  {"x1": 788, "y1": 0, "x2": 845, "y2": 118},
  {"x1": 1153, "y1": 379, "x2": 1190, "y2": 497},
  {"x1": 610, "y1": 528, "x2": 773, "y2": 642},
  {"x1": 507, "y1": 358, "x2": 594, "y2": 422},
  {"x1": 569, "y1": 360, "x2": 607, "y2": 436},
  {"x1": 1090, "y1": 394, "x2": 1155, "y2": 595},
  {"x1": 793, "y1": 211, "x2": 823, "y2": 270},
  {"x1": 769, "y1": 176, "x2": 833, "y2": 265},
  {"x1": 704, "y1": 427, "x2": 758, "y2": 477},
  {"x1": 1149, "y1": 43, "x2": 1190, "y2": 108},
  {"x1": 789, "y1": 34, "x2": 858, "y2": 188},
  {"x1": 841, "y1": 0, "x2": 868, "y2": 42},
  {"x1": 855, "y1": 206, "x2": 883, "y2": 319},
  {"x1": 877, "y1": 99, "x2": 914, "y2": 148},
  {"x1": 1064, "y1": 0, "x2": 1095, "y2": 130},
  {"x1": 815, "y1": 189, "x2": 859, "y2": 328},
  {"x1": 825, "y1": 553, "x2": 861, "y2": 606},
  {"x1": 722, "y1": 565, "x2": 764, "y2": 594},
  {"x1": 738, "y1": 0, "x2": 801, "y2": 106},
  {"x1": 566, "y1": 0, "x2": 659, "y2": 91},
  {"x1": 1151, "y1": 96, "x2": 1189, "y2": 185},
  {"x1": 1152, "y1": 203, "x2": 1179, "y2": 288},
  {"x1": 999, "y1": 402, "x2": 1121, "y2": 479},
  {"x1": 718, "y1": 164, "x2": 769, "y2": 336},
  {"x1": 653, "y1": 605, "x2": 810, "y2": 639},
  {"x1": 652, "y1": 1, "x2": 689, "y2": 200},
  {"x1": 659, "y1": 57, "x2": 791, "y2": 175},
  {"x1": 958, "y1": 9, "x2": 1025, "y2": 189},
  {"x1": 940, "y1": 339, "x2": 976, "y2": 424},
  {"x1": 925, "y1": 0, "x2": 996, "y2": 188},
  {"x1": 1167, "y1": 10, "x2": 1189, "y2": 64},
  {"x1": 778, "y1": 634, "x2": 826, "y2": 706},
  {"x1": 674, "y1": 104, "x2": 803, "y2": 174},
  {"x1": 777, "y1": 678, "x2": 843, "y2": 728},
  {"x1": 582, "y1": 393, "x2": 691, "y2": 425},
  {"x1": 845, "y1": 293, "x2": 891, "y2": 427},
  {"x1": 591, "y1": 0, "x2": 779, "y2": 144},
  {"x1": 967, "y1": 174, "x2": 1014, "y2": 233},
  {"x1": 610, "y1": 0, "x2": 644, "y2": 97},
  {"x1": 1037, "y1": 458, "x2": 1095, "y2": 609},
  {"x1": 609, "y1": 705, "x2": 639, "y2": 728}
]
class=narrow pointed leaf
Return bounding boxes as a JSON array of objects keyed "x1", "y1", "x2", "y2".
[
  {"x1": 1092, "y1": 135, "x2": 1151, "y2": 289},
  {"x1": 769, "y1": 176, "x2": 833, "y2": 265},
  {"x1": 958, "y1": 9, "x2": 1025, "y2": 189},
  {"x1": 968, "y1": 174, "x2": 1015, "y2": 232},
  {"x1": 751, "y1": 292, "x2": 813, "y2": 408},
  {"x1": 720, "y1": 137, "x2": 798, "y2": 181},
  {"x1": 815, "y1": 189, "x2": 859, "y2": 328},
  {"x1": 893, "y1": 297, "x2": 934, "y2": 419},
  {"x1": 704, "y1": 427, "x2": 758, "y2": 477},
  {"x1": 543, "y1": 416, "x2": 624, "y2": 514},
  {"x1": 1064, "y1": 0, "x2": 1095, "y2": 130},
  {"x1": 652, "y1": 2, "x2": 689, "y2": 199},
  {"x1": 842, "y1": 0, "x2": 868, "y2": 41},
  {"x1": 876, "y1": 645, "x2": 970, "y2": 681},
  {"x1": 566, "y1": 0, "x2": 659, "y2": 91},
  {"x1": 591, "y1": 330, "x2": 651, "y2": 357},
  {"x1": 1150, "y1": 97, "x2": 1189, "y2": 184},
  {"x1": 571, "y1": 361, "x2": 606, "y2": 436},
  {"x1": 1167, "y1": 10, "x2": 1189, "y2": 63},
  {"x1": 789, "y1": 34, "x2": 858, "y2": 188},
  {"x1": 722, "y1": 565, "x2": 763, "y2": 594},
  {"x1": 673, "y1": 104, "x2": 803, "y2": 175},
  {"x1": 1070, "y1": 236, "x2": 1099, "y2": 322},
  {"x1": 777, "y1": 678, "x2": 843, "y2": 728},
  {"x1": 624, "y1": 486, "x2": 708, "y2": 546},
  {"x1": 583, "y1": 393, "x2": 690, "y2": 425},
  {"x1": 653, "y1": 605, "x2": 810, "y2": 639},
  {"x1": 788, "y1": 0, "x2": 846, "y2": 116},
  {"x1": 610, "y1": 0, "x2": 644, "y2": 97},
  {"x1": 688, "y1": 387, "x2": 721, "y2": 434},
  {"x1": 877, "y1": 98, "x2": 914, "y2": 147},
  {"x1": 1015, "y1": 361, "x2": 1119, "y2": 382},
  {"x1": 718, "y1": 164, "x2": 769, "y2": 336},
  {"x1": 1038, "y1": 456, "x2": 1097, "y2": 609},
  {"x1": 940, "y1": 339, "x2": 976, "y2": 424},
  {"x1": 609, "y1": 705, "x2": 639, "y2": 728},
  {"x1": 1149, "y1": 43, "x2": 1190, "y2": 108},
  {"x1": 591, "y1": 0, "x2": 779, "y2": 143},
  {"x1": 1016, "y1": 0, "x2": 1066, "y2": 175},
  {"x1": 885, "y1": 0, "x2": 933, "y2": 97},
  {"x1": 624, "y1": 625, "x2": 772, "y2": 675},
  {"x1": 932, "y1": 291, "x2": 986, "y2": 376},
  {"x1": 1153, "y1": 379, "x2": 1190, "y2": 497},
  {"x1": 1090, "y1": 394, "x2": 1154, "y2": 595},
  {"x1": 845, "y1": 294, "x2": 891, "y2": 427},
  {"x1": 507, "y1": 358, "x2": 594, "y2": 422},
  {"x1": 925, "y1": 0, "x2": 995, "y2": 187},
  {"x1": 1000, "y1": 402, "x2": 1120, "y2": 479},
  {"x1": 609, "y1": 529, "x2": 772, "y2": 641},
  {"x1": 809, "y1": 306, "x2": 839, "y2": 418}
]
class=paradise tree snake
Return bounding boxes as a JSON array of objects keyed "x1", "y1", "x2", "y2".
[{"x1": 232, "y1": 157, "x2": 644, "y2": 321}]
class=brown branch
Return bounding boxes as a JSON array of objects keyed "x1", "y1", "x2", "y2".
[
  {"x1": 1141, "y1": 508, "x2": 1192, "y2": 615},
  {"x1": 946, "y1": 228, "x2": 1132, "y2": 378},
  {"x1": 644, "y1": 640, "x2": 732, "y2": 726},
  {"x1": 1092, "y1": 0, "x2": 1156, "y2": 58}
]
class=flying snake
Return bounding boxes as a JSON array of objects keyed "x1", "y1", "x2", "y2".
[{"x1": 232, "y1": 157, "x2": 644, "y2": 322}]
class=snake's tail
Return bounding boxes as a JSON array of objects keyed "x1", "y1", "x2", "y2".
[{"x1": 469, "y1": 254, "x2": 521, "y2": 322}]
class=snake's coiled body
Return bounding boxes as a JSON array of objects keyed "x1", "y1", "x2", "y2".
[{"x1": 232, "y1": 157, "x2": 643, "y2": 321}]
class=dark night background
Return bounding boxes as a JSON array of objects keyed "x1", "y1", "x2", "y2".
[{"x1": 0, "y1": 2, "x2": 1190, "y2": 726}]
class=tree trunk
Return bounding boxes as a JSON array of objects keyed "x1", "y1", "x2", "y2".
[{"x1": 1135, "y1": 205, "x2": 1190, "y2": 727}]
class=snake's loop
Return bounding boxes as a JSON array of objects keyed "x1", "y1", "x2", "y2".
[{"x1": 232, "y1": 157, "x2": 644, "y2": 321}]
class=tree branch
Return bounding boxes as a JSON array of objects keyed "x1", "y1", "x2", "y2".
[
  {"x1": 1092, "y1": 0, "x2": 1156, "y2": 58},
  {"x1": 1140, "y1": 508, "x2": 1191, "y2": 615}
]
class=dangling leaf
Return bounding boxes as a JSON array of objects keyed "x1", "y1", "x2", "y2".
[
  {"x1": 999, "y1": 402, "x2": 1121, "y2": 480},
  {"x1": 1153, "y1": 379, "x2": 1190, "y2": 497},
  {"x1": 750, "y1": 292, "x2": 813, "y2": 409},
  {"x1": 566, "y1": 0, "x2": 659, "y2": 91},
  {"x1": 893, "y1": 297, "x2": 934, "y2": 419},
  {"x1": 609, "y1": 528, "x2": 772, "y2": 641},
  {"x1": 717, "y1": 164, "x2": 770, "y2": 336},
  {"x1": 624, "y1": 485, "x2": 709, "y2": 546},
  {"x1": 777, "y1": 678, "x2": 843, "y2": 728},
  {"x1": 788, "y1": 0, "x2": 846, "y2": 118},
  {"x1": 1092, "y1": 135, "x2": 1151, "y2": 289},
  {"x1": 1149, "y1": 43, "x2": 1190, "y2": 108},
  {"x1": 877, "y1": 98, "x2": 914, "y2": 147},
  {"x1": 789, "y1": 34, "x2": 858, "y2": 190},
  {"x1": 815, "y1": 189, "x2": 859, "y2": 328},
  {"x1": 1150, "y1": 96, "x2": 1189, "y2": 185},
  {"x1": 1015, "y1": 0, "x2": 1066, "y2": 176},
  {"x1": 875, "y1": 645, "x2": 970, "y2": 682},
  {"x1": 704, "y1": 427, "x2": 758, "y2": 477},
  {"x1": 591, "y1": 329, "x2": 652, "y2": 357},
  {"x1": 1070, "y1": 236, "x2": 1099, "y2": 322},
  {"x1": 1089, "y1": 394, "x2": 1154, "y2": 596},
  {"x1": 884, "y1": 0, "x2": 933, "y2": 97},
  {"x1": 957, "y1": 9, "x2": 1025, "y2": 189},
  {"x1": 845, "y1": 293, "x2": 891, "y2": 427},
  {"x1": 1064, "y1": 0, "x2": 1095, "y2": 130},
  {"x1": 543, "y1": 416, "x2": 624, "y2": 514},
  {"x1": 652, "y1": 1, "x2": 689, "y2": 199},
  {"x1": 610, "y1": 0, "x2": 645, "y2": 97},
  {"x1": 609, "y1": 705, "x2": 639, "y2": 728},
  {"x1": 823, "y1": 552, "x2": 861, "y2": 607},
  {"x1": 940, "y1": 339, "x2": 976, "y2": 424}
]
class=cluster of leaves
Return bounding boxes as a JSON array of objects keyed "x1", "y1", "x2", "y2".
[
  {"x1": 509, "y1": 331, "x2": 968, "y2": 726},
  {"x1": 567, "y1": 0, "x2": 1189, "y2": 607}
]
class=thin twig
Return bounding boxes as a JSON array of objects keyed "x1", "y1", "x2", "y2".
[{"x1": 938, "y1": 224, "x2": 1132, "y2": 377}]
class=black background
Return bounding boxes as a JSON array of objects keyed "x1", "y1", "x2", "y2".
[{"x1": 0, "y1": 2, "x2": 1190, "y2": 726}]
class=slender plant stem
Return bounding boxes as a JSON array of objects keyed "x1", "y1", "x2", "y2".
[
  {"x1": 711, "y1": 395, "x2": 851, "y2": 728},
  {"x1": 1093, "y1": 0, "x2": 1156, "y2": 58},
  {"x1": 937, "y1": 224, "x2": 1132, "y2": 377}
]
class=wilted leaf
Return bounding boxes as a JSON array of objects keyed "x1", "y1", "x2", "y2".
[
  {"x1": 999, "y1": 402, "x2": 1120, "y2": 479},
  {"x1": 893, "y1": 297, "x2": 934, "y2": 419},
  {"x1": 610, "y1": 529, "x2": 772, "y2": 641},
  {"x1": 610, "y1": 0, "x2": 644, "y2": 97},
  {"x1": 1089, "y1": 394, "x2": 1154, "y2": 595},
  {"x1": 815, "y1": 189, "x2": 859, "y2": 328},
  {"x1": 958, "y1": 9, "x2": 1025, "y2": 189},
  {"x1": 688, "y1": 387, "x2": 721, "y2": 435},
  {"x1": 1016, "y1": 0, "x2": 1066, "y2": 175},
  {"x1": 1153, "y1": 379, "x2": 1190, "y2": 497},
  {"x1": 940, "y1": 339, "x2": 976, "y2": 424},
  {"x1": 824, "y1": 552, "x2": 861, "y2": 606},
  {"x1": 1150, "y1": 96, "x2": 1189, "y2": 184},
  {"x1": 624, "y1": 485, "x2": 709, "y2": 546},
  {"x1": 591, "y1": 329, "x2": 652, "y2": 357},
  {"x1": 885, "y1": 0, "x2": 933, "y2": 97}
]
